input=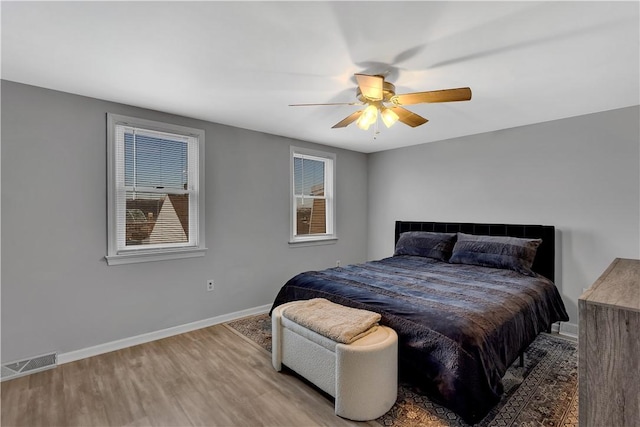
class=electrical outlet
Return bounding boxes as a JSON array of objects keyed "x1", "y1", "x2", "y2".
[
  {"x1": 207, "y1": 280, "x2": 214, "y2": 291},
  {"x1": 336, "y1": 260, "x2": 341, "y2": 267}
]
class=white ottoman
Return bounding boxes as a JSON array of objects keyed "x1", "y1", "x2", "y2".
[{"x1": 272, "y1": 301, "x2": 398, "y2": 421}]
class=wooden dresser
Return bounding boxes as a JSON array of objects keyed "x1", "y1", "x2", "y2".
[{"x1": 578, "y1": 258, "x2": 639, "y2": 427}]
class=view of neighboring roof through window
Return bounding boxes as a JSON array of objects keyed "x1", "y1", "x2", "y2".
[
  {"x1": 124, "y1": 130, "x2": 190, "y2": 247},
  {"x1": 290, "y1": 147, "x2": 336, "y2": 244},
  {"x1": 294, "y1": 155, "x2": 326, "y2": 235}
]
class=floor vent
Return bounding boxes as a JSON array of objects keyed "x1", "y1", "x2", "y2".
[{"x1": 1, "y1": 352, "x2": 57, "y2": 381}]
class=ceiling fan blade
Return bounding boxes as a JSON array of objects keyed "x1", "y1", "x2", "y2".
[
  {"x1": 393, "y1": 87, "x2": 472, "y2": 106},
  {"x1": 289, "y1": 102, "x2": 362, "y2": 107},
  {"x1": 332, "y1": 110, "x2": 363, "y2": 128},
  {"x1": 355, "y1": 74, "x2": 384, "y2": 101},
  {"x1": 389, "y1": 107, "x2": 429, "y2": 127}
]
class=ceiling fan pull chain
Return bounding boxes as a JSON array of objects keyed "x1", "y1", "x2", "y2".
[{"x1": 373, "y1": 117, "x2": 379, "y2": 140}]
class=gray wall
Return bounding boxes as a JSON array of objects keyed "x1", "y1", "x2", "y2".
[
  {"x1": 3, "y1": 79, "x2": 638, "y2": 362},
  {"x1": 1, "y1": 81, "x2": 369, "y2": 362},
  {"x1": 368, "y1": 106, "x2": 640, "y2": 331}
]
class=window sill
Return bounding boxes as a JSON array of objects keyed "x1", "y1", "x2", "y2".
[
  {"x1": 105, "y1": 247, "x2": 207, "y2": 265},
  {"x1": 288, "y1": 237, "x2": 338, "y2": 248}
]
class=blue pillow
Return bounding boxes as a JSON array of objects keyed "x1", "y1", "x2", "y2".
[
  {"x1": 449, "y1": 232, "x2": 541, "y2": 276},
  {"x1": 394, "y1": 232, "x2": 456, "y2": 261}
]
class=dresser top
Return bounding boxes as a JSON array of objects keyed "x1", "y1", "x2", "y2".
[{"x1": 579, "y1": 258, "x2": 640, "y2": 312}]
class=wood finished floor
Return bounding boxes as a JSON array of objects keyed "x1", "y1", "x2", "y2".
[{"x1": 1, "y1": 323, "x2": 374, "y2": 427}]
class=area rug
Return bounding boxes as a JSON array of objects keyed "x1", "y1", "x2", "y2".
[{"x1": 225, "y1": 314, "x2": 578, "y2": 427}]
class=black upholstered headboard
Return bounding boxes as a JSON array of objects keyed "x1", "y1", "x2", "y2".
[{"x1": 395, "y1": 221, "x2": 556, "y2": 282}]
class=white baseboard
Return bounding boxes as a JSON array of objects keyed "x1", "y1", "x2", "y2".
[
  {"x1": 58, "y1": 304, "x2": 271, "y2": 365},
  {"x1": 558, "y1": 322, "x2": 578, "y2": 340}
]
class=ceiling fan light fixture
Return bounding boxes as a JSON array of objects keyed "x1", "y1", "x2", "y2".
[
  {"x1": 381, "y1": 107, "x2": 399, "y2": 128},
  {"x1": 356, "y1": 104, "x2": 378, "y2": 130}
]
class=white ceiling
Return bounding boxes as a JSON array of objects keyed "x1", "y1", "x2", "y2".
[{"x1": 2, "y1": 1, "x2": 638, "y2": 153}]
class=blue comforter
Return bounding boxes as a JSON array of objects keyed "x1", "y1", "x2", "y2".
[{"x1": 270, "y1": 255, "x2": 569, "y2": 423}]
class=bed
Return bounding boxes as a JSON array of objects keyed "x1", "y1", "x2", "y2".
[{"x1": 270, "y1": 221, "x2": 569, "y2": 423}]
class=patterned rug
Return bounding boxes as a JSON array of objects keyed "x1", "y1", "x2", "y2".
[{"x1": 225, "y1": 314, "x2": 578, "y2": 427}]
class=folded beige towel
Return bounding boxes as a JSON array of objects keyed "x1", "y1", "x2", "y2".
[{"x1": 281, "y1": 298, "x2": 382, "y2": 344}]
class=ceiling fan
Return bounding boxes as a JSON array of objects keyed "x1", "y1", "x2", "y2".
[{"x1": 290, "y1": 73, "x2": 472, "y2": 131}]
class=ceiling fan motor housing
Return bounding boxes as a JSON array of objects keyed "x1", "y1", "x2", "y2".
[{"x1": 356, "y1": 80, "x2": 397, "y2": 104}]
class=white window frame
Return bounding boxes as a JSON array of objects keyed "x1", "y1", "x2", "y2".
[
  {"x1": 289, "y1": 146, "x2": 336, "y2": 245},
  {"x1": 106, "y1": 113, "x2": 206, "y2": 265}
]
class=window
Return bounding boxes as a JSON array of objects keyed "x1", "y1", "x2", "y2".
[
  {"x1": 290, "y1": 147, "x2": 336, "y2": 244},
  {"x1": 106, "y1": 114, "x2": 205, "y2": 265}
]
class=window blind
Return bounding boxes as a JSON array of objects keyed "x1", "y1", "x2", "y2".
[{"x1": 114, "y1": 124, "x2": 199, "y2": 251}]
